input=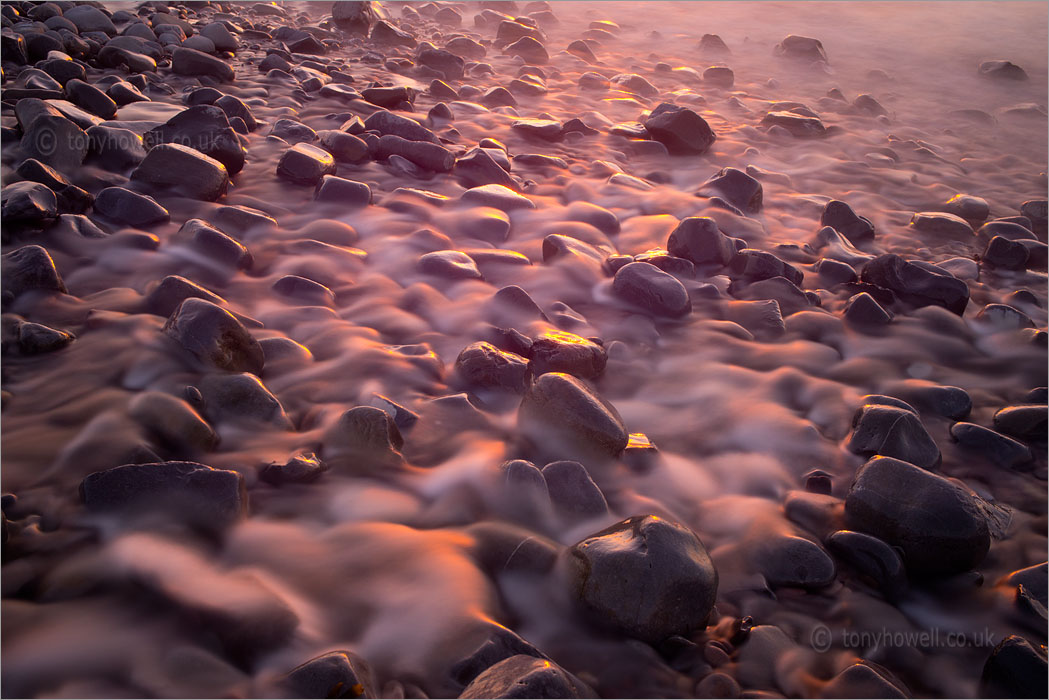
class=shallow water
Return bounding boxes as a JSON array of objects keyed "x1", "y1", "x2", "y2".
[{"x1": 1, "y1": 1, "x2": 1046, "y2": 698}]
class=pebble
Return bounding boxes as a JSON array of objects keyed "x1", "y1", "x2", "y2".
[
  {"x1": 761, "y1": 110, "x2": 827, "y2": 137},
  {"x1": 503, "y1": 36, "x2": 549, "y2": 64},
  {"x1": 144, "y1": 275, "x2": 225, "y2": 318},
  {"x1": 982, "y1": 236, "x2": 1029, "y2": 269},
  {"x1": 172, "y1": 47, "x2": 235, "y2": 82},
  {"x1": 843, "y1": 292, "x2": 893, "y2": 325},
  {"x1": 128, "y1": 391, "x2": 218, "y2": 454},
  {"x1": 992, "y1": 405, "x2": 1047, "y2": 440},
  {"x1": 315, "y1": 175, "x2": 372, "y2": 207},
  {"x1": 321, "y1": 406, "x2": 405, "y2": 473},
  {"x1": 20, "y1": 114, "x2": 87, "y2": 171},
  {"x1": 826, "y1": 530, "x2": 908, "y2": 600},
  {"x1": 144, "y1": 105, "x2": 245, "y2": 175},
  {"x1": 774, "y1": 34, "x2": 828, "y2": 63},
  {"x1": 461, "y1": 184, "x2": 535, "y2": 210},
  {"x1": 530, "y1": 330, "x2": 607, "y2": 379},
  {"x1": 93, "y1": 187, "x2": 169, "y2": 226},
  {"x1": 643, "y1": 103, "x2": 717, "y2": 154},
  {"x1": 1, "y1": 181, "x2": 57, "y2": 225},
  {"x1": 518, "y1": 372, "x2": 628, "y2": 461},
  {"x1": 454, "y1": 341, "x2": 530, "y2": 392},
  {"x1": 950, "y1": 422, "x2": 1033, "y2": 469},
  {"x1": 697, "y1": 167, "x2": 763, "y2": 214},
  {"x1": 729, "y1": 249, "x2": 803, "y2": 285},
  {"x1": 7, "y1": 319, "x2": 75, "y2": 355},
  {"x1": 65, "y1": 78, "x2": 117, "y2": 119},
  {"x1": 612, "y1": 261, "x2": 692, "y2": 318},
  {"x1": 376, "y1": 134, "x2": 454, "y2": 172},
  {"x1": 910, "y1": 211, "x2": 975, "y2": 238},
  {"x1": 363, "y1": 109, "x2": 440, "y2": 143},
  {"x1": 861, "y1": 254, "x2": 970, "y2": 315},
  {"x1": 821, "y1": 664, "x2": 907, "y2": 699},
  {"x1": 459, "y1": 655, "x2": 593, "y2": 699},
  {"x1": 132, "y1": 143, "x2": 230, "y2": 201},
  {"x1": 847, "y1": 403, "x2": 941, "y2": 469},
  {"x1": 756, "y1": 534, "x2": 836, "y2": 588},
  {"x1": 276, "y1": 143, "x2": 336, "y2": 185},
  {"x1": 162, "y1": 298, "x2": 264, "y2": 374},
  {"x1": 183, "y1": 219, "x2": 252, "y2": 270},
  {"x1": 815, "y1": 258, "x2": 858, "y2": 285},
  {"x1": 821, "y1": 200, "x2": 875, "y2": 244},
  {"x1": 978, "y1": 60, "x2": 1028, "y2": 81},
  {"x1": 703, "y1": 66, "x2": 735, "y2": 88},
  {"x1": 260, "y1": 453, "x2": 329, "y2": 486},
  {"x1": 283, "y1": 650, "x2": 377, "y2": 699},
  {"x1": 944, "y1": 194, "x2": 990, "y2": 222},
  {"x1": 86, "y1": 125, "x2": 147, "y2": 171},
  {"x1": 845, "y1": 456, "x2": 993, "y2": 575},
  {"x1": 542, "y1": 460, "x2": 608, "y2": 524},
  {"x1": 979, "y1": 636, "x2": 1047, "y2": 698},
  {"x1": 566, "y1": 515, "x2": 718, "y2": 642},
  {"x1": 418, "y1": 250, "x2": 483, "y2": 280}
]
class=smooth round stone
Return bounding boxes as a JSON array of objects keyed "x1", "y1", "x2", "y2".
[
  {"x1": 979, "y1": 60, "x2": 1028, "y2": 81},
  {"x1": 846, "y1": 403, "x2": 940, "y2": 469},
  {"x1": 820, "y1": 664, "x2": 906, "y2": 699},
  {"x1": 566, "y1": 515, "x2": 719, "y2": 643},
  {"x1": 272, "y1": 275, "x2": 334, "y2": 306},
  {"x1": 755, "y1": 534, "x2": 836, "y2": 588},
  {"x1": 198, "y1": 373, "x2": 290, "y2": 428},
  {"x1": 993, "y1": 405, "x2": 1047, "y2": 439},
  {"x1": 144, "y1": 275, "x2": 225, "y2": 317},
  {"x1": 826, "y1": 530, "x2": 907, "y2": 600},
  {"x1": 860, "y1": 254, "x2": 970, "y2": 315},
  {"x1": 518, "y1": 372, "x2": 628, "y2": 461},
  {"x1": 844, "y1": 456, "x2": 992, "y2": 576},
  {"x1": 775, "y1": 34, "x2": 828, "y2": 62},
  {"x1": 982, "y1": 236, "x2": 1029, "y2": 269},
  {"x1": 276, "y1": 143, "x2": 336, "y2": 185},
  {"x1": 979, "y1": 636, "x2": 1047, "y2": 698},
  {"x1": 283, "y1": 650, "x2": 376, "y2": 699},
  {"x1": 821, "y1": 200, "x2": 875, "y2": 243},
  {"x1": 316, "y1": 130, "x2": 368, "y2": 162},
  {"x1": 20, "y1": 114, "x2": 88, "y2": 171},
  {"x1": 454, "y1": 341, "x2": 530, "y2": 392},
  {"x1": 461, "y1": 184, "x2": 535, "y2": 211},
  {"x1": 761, "y1": 110, "x2": 827, "y2": 137},
  {"x1": 171, "y1": 46, "x2": 235, "y2": 82},
  {"x1": 667, "y1": 217, "x2": 735, "y2": 266},
  {"x1": 93, "y1": 187, "x2": 169, "y2": 226},
  {"x1": 612, "y1": 261, "x2": 692, "y2": 318},
  {"x1": 418, "y1": 250, "x2": 482, "y2": 279},
  {"x1": 530, "y1": 330, "x2": 607, "y2": 380},
  {"x1": 542, "y1": 460, "x2": 608, "y2": 524},
  {"x1": 944, "y1": 194, "x2": 990, "y2": 222},
  {"x1": 132, "y1": 143, "x2": 229, "y2": 201},
  {"x1": 321, "y1": 406, "x2": 405, "y2": 473},
  {"x1": 950, "y1": 422, "x2": 1033, "y2": 469},
  {"x1": 260, "y1": 453, "x2": 328, "y2": 486},
  {"x1": 1, "y1": 181, "x2": 57, "y2": 224},
  {"x1": 643, "y1": 103, "x2": 716, "y2": 154},
  {"x1": 201, "y1": 22, "x2": 238, "y2": 52},
  {"x1": 910, "y1": 211, "x2": 974, "y2": 237},
  {"x1": 12, "y1": 320, "x2": 75, "y2": 355},
  {"x1": 459, "y1": 655, "x2": 592, "y2": 699},
  {"x1": 129, "y1": 391, "x2": 218, "y2": 453},
  {"x1": 698, "y1": 167, "x2": 762, "y2": 214},
  {"x1": 162, "y1": 298, "x2": 264, "y2": 375}
]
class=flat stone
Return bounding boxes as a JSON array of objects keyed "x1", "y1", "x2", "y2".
[
  {"x1": 950, "y1": 422, "x2": 1033, "y2": 469},
  {"x1": 826, "y1": 530, "x2": 908, "y2": 600},
  {"x1": 455, "y1": 341, "x2": 530, "y2": 392},
  {"x1": 910, "y1": 211, "x2": 974, "y2": 237},
  {"x1": 461, "y1": 184, "x2": 535, "y2": 211},
  {"x1": 761, "y1": 110, "x2": 826, "y2": 137},
  {"x1": 418, "y1": 250, "x2": 482, "y2": 279}
]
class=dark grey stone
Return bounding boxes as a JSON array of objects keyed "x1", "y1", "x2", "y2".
[
  {"x1": 284, "y1": 650, "x2": 377, "y2": 699},
  {"x1": 950, "y1": 422, "x2": 1033, "y2": 469},
  {"x1": 459, "y1": 655, "x2": 593, "y2": 699},
  {"x1": 455, "y1": 341, "x2": 530, "y2": 392},
  {"x1": 144, "y1": 105, "x2": 245, "y2": 175},
  {"x1": 847, "y1": 404, "x2": 940, "y2": 470},
  {"x1": 826, "y1": 530, "x2": 907, "y2": 600},
  {"x1": 821, "y1": 200, "x2": 875, "y2": 244},
  {"x1": 643, "y1": 102, "x2": 716, "y2": 154},
  {"x1": 162, "y1": 298, "x2": 264, "y2": 374},
  {"x1": 612, "y1": 261, "x2": 691, "y2": 318},
  {"x1": 518, "y1": 372, "x2": 628, "y2": 461},
  {"x1": 133, "y1": 143, "x2": 230, "y2": 201},
  {"x1": 93, "y1": 187, "x2": 169, "y2": 226},
  {"x1": 542, "y1": 460, "x2": 607, "y2": 524},
  {"x1": 861, "y1": 254, "x2": 969, "y2": 315}
]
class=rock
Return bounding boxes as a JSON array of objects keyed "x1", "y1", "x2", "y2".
[
  {"x1": 288, "y1": 34, "x2": 326, "y2": 55},
  {"x1": 132, "y1": 144, "x2": 229, "y2": 201},
  {"x1": 826, "y1": 530, "x2": 907, "y2": 600},
  {"x1": 756, "y1": 534, "x2": 836, "y2": 588},
  {"x1": 272, "y1": 275, "x2": 334, "y2": 306},
  {"x1": 860, "y1": 254, "x2": 969, "y2": 315},
  {"x1": 846, "y1": 404, "x2": 940, "y2": 470},
  {"x1": 980, "y1": 636, "x2": 1047, "y2": 698},
  {"x1": 93, "y1": 187, "x2": 169, "y2": 226},
  {"x1": 530, "y1": 330, "x2": 607, "y2": 380},
  {"x1": 666, "y1": 217, "x2": 735, "y2": 266},
  {"x1": 821, "y1": 200, "x2": 875, "y2": 244},
  {"x1": 542, "y1": 460, "x2": 607, "y2": 524},
  {"x1": 697, "y1": 167, "x2": 762, "y2": 214},
  {"x1": 843, "y1": 292, "x2": 892, "y2": 325},
  {"x1": 10, "y1": 320, "x2": 75, "y2": 355},
  {"x1": 761, "y1": 110, "x2": 827, "y2": 137},
  {"x1": 979, "y1": 220, "x2": 1037, "y2": 241},
  {"x1": 363, "y1": 109, "x2": 439, "y2": 143},
  {"x1": 461, "y1": 184, "x2": 535, "y2": 211},
  {"x1": 316, "y1": 130, "x2": 368, "y2": 163},
  {"x1": 321, "y1": 406, "x2": 405, "y2": 473},
  {"x1": 86, "y1": 125, "x2": 147, "y2": 171},
  {"x1": 482, "y1": 86, "x2": 517, "y2": 108},
  {"x1": 315, "y1": 175, "x2": 371, "y2": 207},
  {"x1": 144, "y1": 105, "x2": 245, "y2": 175},
  {"x1": 609, "y1": 72, "x2": 658, "y2": 97},
  {"x1": 853, "y1": 94, "x2": 888, "y2": 116},
  {"x1": 360, "y1": 86, "x2": 413, "y2": 109},
  {"x1": 816, "y1": 258, "x2": 858, "y2": 285},
  {"x1": 976, "y1": 303, "x2": 1034, "y2": 331},
  {"x1": 724, "y1": 299, "x2": 785, "y2": 340},
  {"x1": 452, "y1": 625, "x2": 548, "y2": 688},
  {"x1": 20, "y1": 114, "x2": 87, "y2": 171},
  {"x1": 455, "y1": 148, "x2": 518, "y2": 190},
  {"x1": 1, "y1": 181, "x2": 57, "y2": 225},
  {"x1": 950, "y1": 423, "x2": 1033, "y2": 469},
  {"x1": 172, "y1": 47, "x2": 235, "y2": 82},
  {"x1": 128, "y1": 391, "x2": 218, "y2": 454},
  {"x1": 277, "y1": 143, "x2": 336, "y2": 185},
  {"x1": 886, "y1": 383, "x2": 972, "y2": 420},
  {"x1": 578, "y1": 71, "x2": 610, "y2": 90},
  {"x1": 699, "y1": 33, "x2": 731, "y2": 55},
  {"x1": 979, "y1": 60, "x2": 1028, "y2": 81},
  {"x1": 566, "y1": 515, "x2": 718, "y2": 643},
  {"x1": 259, "y1": 53, "x2": 291, "y2": 72},
  {"x1": 284, "y1": 649, "x2": 376, "y2": 698},
  {"x1": 332, "y1": 1, "x2": 381, "y2": 34},
  {"x1": 983, "y1": 236, "x2": 1029, "y2": 269},
  {"x1": 729, "y1": 250, "x2": 803, "y2": 285},
  {"x1": 1020, "y1": 199, "x2": 1047, "y2": 235},
  {"x1": 612, "y1": 262, "x2": 691, "y2": 318},
  {"x1": 455, "y1": 341, "x2": 530, "y2": 392},
  {"x1": 643, "y1": 103, "x2": 716, "y2": 154},
  {"x1": 162, "y1": 298, "x2": 264, "y2": 374},
  {"x1": 504, "y1": 36, "x2": 548, "y2": 64},
  {"x1": 271, "y1": 118, "x2": 318, "y2": 145},
  {"x1": 183, "y1": 219, "x2": 252, "y2": 270},
  {"x1": 460, "y1": 655, "x2": 593, "y2": 699},
  {"x1": 845, "y1": 456, "x2": 994, "y2": 575},
  {"x1": 911, "y1": 211, "x2": 974, "y2": 238},
  {"x1": 214, "y1": 95, "x2": 257, "y2": 132},
  {"x1": 370, "y1": 20, "x2": 416, "y2": 47},
  {"x1": 198, "y1": 373, "x2": 288, "y2": 428},
  {"x1": 774, "y1": 35, "x2": 828, "y2": 63},
  {"x1": 64, "y1": 6, "x2": 117, "y2": 35},
  {"x1": 418, "y1": 250, "x2": 482, "y2": 280},
  {"x1": 944, "y1": 194, "x2": 990, "y2": 222},
  {"x1": 80, "y1": 461, "x2": 245, "y2": 531},
  {"x1": 993, "y1": 405, "x2": 1047, "y2": 440},
  {"x1": 821, "y1": 664, "x2": 907, "y2": 699},
  {"x1": 417, "y1": 48, "x2": 465, "y2": 80},
  {"x1": 518, "y1": 372, "x2": 627, "y2": 461},
  {"x1": 144, "y1": 276, "x2": 224, "y2": 318},
  {"x1": 65, "y1": 78, "x2": 117, "y2": 119},
  {"x1": 511, "y1": 118, "x2": 563, "y2": 141},
  {"x1": 376, "y1": 134, "x2": 454, "y2": 172},
  {"x1": 260, "y1": 453, "x2": 328, "y2": 486},
  {"x1": 201, "y1": 22, "x2": 238, "y2": 52}
]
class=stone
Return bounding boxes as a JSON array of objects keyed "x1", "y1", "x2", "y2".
[
  {"x1": 612, "y1": 262, "x2": 691, "y2": 318},
  {"x1": 360, "y1": 86, "x2": 413, "y2": 109},
  {"x1": 983, "y1": 236, "x2": 1029, "y2": 269},
  {"x1": 370, "y1": 20, "x2": 416, "y2": 47},
  {"x1": 643, "y1": 103, "x2": 716, "y2": 154},
  {"x1": 418, "y1": 251, "x2": 482, "y2": 280},
  {"x1": 697, "y1": 167, "x2": 762, "y2": 214},
  {"x1": 821, "y1": 200, "x2": 875, "y2": 244},
  {"x1": 860, "y1": 254, "x2": 969, "y2": 315},
  {"x1": 64, "y1": 6, "x2": 117, "y2": 35},
  {"x1": 979, "y1": 636, "x2": 1047, "y2": 698},
  {"x1": 979, "y1": 60, "x2": 1028, "y2": 81},
  {"x1": 214, "y1": 95, "x2": 257, "y2": 132},
  {"x1": 503, "y1": 36, "x2": 548, "y2": 64},
  {"x1": 272, "y1": 275, "x2": 334, "y2": 306},
  {"x1": 271, "y1": 118, "x2": 318, "y2": 144},
  {"x1": 288, "y1": 34, "x2": 326, "y2": 55},
  {"x1": 845, "y1": 456, "x2": 994, "y2": 576},
  {"x1": 376, "y1": 134, "x2": 454, "y2": 172},
  {"x1": 315, "y1": 175, "x2": 372, "y2": 207},
  {"x1": 761, "y1": 110, "x2": 826, "y2": 137},
  {"x1": 511, "y1": 119, "x2": 563, "y2": 141},
  {"x1": 667, "y1": 217, "x2": 735, "y2": 266},
  {"x1": 816, "y1": 258, "x2": 858, "y2": 285},
  {"x1": 162, "y1": 298, "x2": 264, "y2": 374},
  {"x1": 201, "y1": 22, "x2": 238, "y2": 52},
  {"x1": 530, "y1": 330, "x2": 606, "y2": 380},
  {"x1": 332, "y1": 1, "x2": 381, "y2": 34},
  {"x1": 821, "y1": 664, "x2": 907, "y2": 699},
  {"x1": 843, "y1": 292, "x2": 892, "y2": 325},
  {"x1": 65, "y1": 78, "x2": 117, "y2": 119},
  {"x1": 774, "y1": 35, "x2": 828, "y2": 63},
  {"x1": 730, "y1": 250, "x2": 803, "y2": 285},
  {"x1": 144, "y1": 105, "x2": 245, "y2": 175},
  {"x1": 128, "y1": 391, "x2": 218, "y2": 454},
  {"x1": 853, "y1": 94, "x2": 888, "y2": 116},
  {"x1": 455, "y1": 341, "x2": 530, "y2": 392},
  {"x1": 314, "y1": 130, "x2": 368, "y2": 163},
  {"x1": 950, "y1": 423, "x2": 1033, "y2": 469},
  {"x1": 993, "y1": 406, "x2": 1047, "y2": 440},
  {"x1": 284, "y1": 649, "x2": 376, "y2": 698},
  {"x1": 363, "y1": 109, "x2": 440, "y2": 143},
  {"x1": 93, "y1": 187, "x2": 168, "y2": 226},
  {"x1": 172, "y1": 47, "x2": 234, "y2": 82},
  {"x1": 566, "y1": 515, "x2": 718, "y2": 643},
  {"x1": 321, "y1": 406, "x2": 405, "y2": 473},
  {"x1": 86, "y1": 125, "x2": 147, "y2": 171},
  {"x1": 542, "y1": 460, "x2": 607, "y2": 524},
  {"x1": 518, "y1": 372, "x2": 628, "y2": 461},
  {"x1": 199, "y1": 373, "x2": 290, "y2": 428},
  {"x1": 756, "y1": 534, "x2": 836, "y2": 588},
  {"x1": 144, "y1": 276, "x2": 224, "y2": 318},
  {"x1": 80, "y1": 461, "x2": 245, "y2": 531},
  {"x1": 703, "y1": 65, "x2": 734, "y2": 88},
  {"x1": 826, "y1": 530, "x2": 907, "y2": 600},
  {"x1": 461, "y1": 184, "x2": 535, "y2": 210},
  {"x1": 184, "y1": 219, "x2": 252, "y2": 270},
  {"x1": 1020, "y1": 199, "x2": 1047, "y2": 235},
  {"x1": 132, "y1": 144, "x2": 230, "y2": 201},
  {"x1": 260, "y1": 453, "x2": 328, "y2": 486},
  {"x1": 277, "y1": 143, "x2": 336, "y2": 185},
  {"x1": 20, "y1": 114, "x2": 87, "y2": 172},
  {"x1": 455, "y1": 148, "x2": 518, "y2": 190},
  {"x1": 10, "y1": 320, "x2": 75, "y2": 355},
  {"x1": 417, "y1": 48, "x2": 465, "y2": 80},
  {"x1": 910, "y1": 211, "x2": 974, "y2": 238},
  {"x1": 1, "y1": 181, "x2": 57, "y2": 225},
  {"x1": 978, "y1": 220, "x2": 1037, "y2": 241},
  {"x1": 944, "y1": 194, "x2": 990, "y2": 222},
  {"x1": 459, "y1": 655, "x2": 593, "y2": 699},
  {"x1": 846, "y1": 403, "x2": 940, "y2": 470}
]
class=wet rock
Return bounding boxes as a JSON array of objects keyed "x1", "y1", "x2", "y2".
[
  {"x1": 172, "y1": 47, "x2": 235, "y2": 82},
  {"x1": 376, "y1": 134, "x2": 454, "y2": 172},
  {"x1": 80, "y1": 461, "x2": 244, "y2": 531},
  {"x1": 643, "y1": 103, "x2": 716, "y2": 155},
  {"x1": 979, "y1": 219, "x2": 1036, "y2": 241},
  {"x1": 815, "y1": 258, "x2": 858, "y2": 285},
  {"x1": 860, "y1": 254, "x2": 970, "y2": 315},
  {"x1": 461, "y1": 184, "x2": 535, "y2": 211},
  {"x1": 843, "y1": 292, "x2": 893, "y2": 325},
  {"x1": 272, "y1": 275, "x2": 333, "y2": 306},
  {"x1": 761, "y1": 110, "x2": 827, "y2": 137},
  {"x1": 93, "y1": 187, "x2": 169, "y2": 226},
  {"x1": 730, "y1": 276, "x2": 812, "y2": 316},
  {"x1": 910, "y1": 211, "x2": 974, "y2": 238},
  {"x1": 979, "y1": 60, "x2": 1028, "y2": 81},
  {"x1": 260, "y1": 453, "x2": 328, "y2": 486},
  {"x1": 724, "y1": 299, "x2": 785, "y2": 340},
  {"x1": 699, "y1": 33, "x2": 731, "y2": 56},
  {"x1": 201, "y1": 22, "x2": 238, "y2": 52},
  {"x1": 846, "y1": 404, "x2": 940, "y2": 470},
  {"x1": 945, "y1": 194, "x2": 990, "y2": 222},
  {"x1": 315, "y1": 175, "x2": 372, "y2": 207},
  {"x1": 371, "y1": 20, "x2": 416, "y2": 47},
  {"x1": 826, "y1": 530, "x2": 907, "y2": 600},
  {"x1": 950, "y1": 423, "x2": 1033, "y2": 469},
  {"x1": 459, "y1": 655, "x2": 593, "y2": 699},
  {"x1": 20, "y1": 114, "x2": 88, "y2": 171},
  {"x1": 512, "y1": 118, "x2": 563, "y2": 141},
  {"x1": 566, "y1": 515, "x2": 718, "y2": 643},
  {"x1": 452, "y1": 624, "x2": 548, "y2": 688},
  {"x1": 697, "y1": 167, "x2": 762, "y2": 214},
  {"x1": 844, "y1": 456, "x2": 993, "y2": 575},
  {"x1": 198, "y1": 373, "x2": 289, "y2": 428},
  {"x1": 85, "y1": 125, "x2": 146, "y2": 171},
  {"x1": 774, "y1": 35, "x2": 828, "y2": 63},
  {"x1": 361, "y1": 86, "x2": 413, "y2": 109},
  {"x1": 853, "y1": 94, "x2": 888, "y2": 116},
  {"x1": 417, "y1": 48, "x2": 465, "y2": 80},
  {"x1": 530, "y1": 330, "x2": 607, "y2": 380},
  {"x1": 993, "y1": 405, "x2": 1047, "y2": 440},
  {"x1": 144, "y1": 276, "x2": 224, "y2": 318},
  {"x1": 288, "y1": 34, "x2": 326, "y2": 55},
  {"x1": 612, "y1": 262, "x2": 691, "y2": 318},
  {"x1": 128, "y1": 391, "x2": 218, "y2": 454},
  {"x1": 455, "y1": 147, "x2": 518, "y2": 190},
  {"x1": 455, "y1": 341, "x2": 530, "y2": 392},
  {"x1": 284, "y1": 649, "x2": 376, "y2": 698},
  {"x1": 64, "y1": 6, "x2": 117, "y2": 35},
  {"x1": 182, "y1": 219, "x2": 252, "y2": 270},
  {"x1": 214, "y1": 95, "x2": 257, "y2": 132},
  {"x1": 271, "y1": 118, "x2": 318, "y2": 144},
  {"x1": 1020, "y1": 199, "x2": 1047, "y2": 235},
  {"x1": 333, "y1": 1, "x2": 381, "y2": 34},
  {"x1": 730, "y1": 250, "x2": 803, "y2": 285},
  {"x1": 542, "y1": 460, "x2": 608, "y2": 524},
  {"x1": 980, "y1": 635, "x2": 1047, "y2": 698},
  {"x1": 162, "y1": 298, "x2": 264, "y2": 375},
  {"x1": 756, "y1": 534, "x2": 836, "y2": 588},
  {"x1": 144, "y1": 105, "x2": 245, "y2": 175},
  {"x1": 1, "y1": 181, "x2": 57, "y2": 225},
  {"x1": 363, "y1": 109, "x2": 440, "y2": 143},
  {"x1": 821, "y1": 664, "x2": 907, "y2": 699},
  {"x1": 321, "y1": 406, "x2": 405, "y2": 473},
  {"x1": 418, "y1": 250, "x2": 483, "y2": 280},
  {"x1": 277, "y1": 143, "x2": 336, "y2": 185},
  {"x1": 8, "y1": 319, "x2": 75, "y2": 355},
  {"x1": 518, "y1": 372, "x2": 628, "y2": 461},
  {"x1": 887, "y1": 383, "x2": 972, "y2": 420},
  {"x1": 65, "y1": 78, "x2": 117, "y2": 119},
  {"x1": 259, "y1": 53, "x2": 292, "y2": 72},
  {"x1": 821, "y1": 200, "x2": 875, "y2": 244},
  {"x1": 132, "y1": 143, "x2": 229, "y2": 201},
  {"x1": 667, "y1": 217, "x2": 736, "y2": 266},
  {"x1": 578, "y1": 71, "x2": 610, "y2": 90},
  {"x1": 982, "y1": 236, "x2": 1029, "y2": 270},
  {"x1": 504, "y1": 36, "x2": 548, "y2": 64},
  {"x1": 316, "y1": 130, "x2": 368, "y2": 163}
]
